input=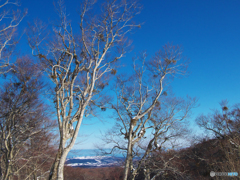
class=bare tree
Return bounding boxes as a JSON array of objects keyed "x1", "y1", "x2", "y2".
[
  {"x1": 196, "y1": 101, "x2": 240, "y2": 177},
  {"x1": 16, "y1": 132, "x2": 57, "y2": 180},
  {"x1": 99, "y1": 45, "x2": 196, "y2": 180},
  {"x1": 134, "y1": 109, "x2": 194, "y2": 180},
  {"x1": 196, "y1": 100, "x2": 240, "y2": 154},
  {"x1": 0, "y1": 57, "x2": 55, "y2": 180},
  {"x1": 27, "y1": 0, "x2": 141, "y2": 179},
  {"x1": 196, "y1": 100, "x2": 240, "y2": 140},
  {"x1": 140, "y1": 148, "x2": 194, "y2": 180},
  {"x1": 0, "y1": 0, "x2": 27, "y2": 75}
]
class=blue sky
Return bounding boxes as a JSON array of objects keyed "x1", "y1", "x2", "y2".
[{"x1": 11, "y1": 0, "x2": 240, "y2": 149}]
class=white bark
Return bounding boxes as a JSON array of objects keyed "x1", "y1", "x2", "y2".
[
  {"x1": 123, "y1": 124, "x2": 134, "y2": 180},
  {"x1": 27, "y1": 1, "x2": 141, "y2": 179}
]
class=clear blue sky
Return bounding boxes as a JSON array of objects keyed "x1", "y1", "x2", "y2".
[{"x1": 13, "y1": 0, "x2": 240, "y2": 149}]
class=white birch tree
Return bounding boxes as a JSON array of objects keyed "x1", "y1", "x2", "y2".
[
  {"x1": 27, "y1": 0, "x2": 141, "y2": 179},
  {"x1": 99, "y1": 45, "x2": 196, "y2": 180}
]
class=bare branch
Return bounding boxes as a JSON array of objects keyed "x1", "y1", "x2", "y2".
[{"x1": 0, "y1": 0, "x2": 27, "y2": 75}]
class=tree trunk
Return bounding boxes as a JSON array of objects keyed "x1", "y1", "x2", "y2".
[
  {"x1": 3, "y1": 161, "x2": 10, "y2": 180},
  {"x1": 48, "y1": 144, "x2": 63, "y2": 180},
  {"x1": 49, "y1": 138, "x2": 71, "y2": 180},
  {"x1": 57, "y1": 149, "x2": 70, "y2": 180},
  {"x1": 3, "y1": 148, "x2": 13, "y2": 180},
  {"x1": 144, "y1": 168, "x2": 150, "y2": 180},
  {"x1": 123, "y1": 124, "x2": 134, "y2": 180},
  {"x1": 131, "y1": 171, "x2": 137, "y2": 180}
]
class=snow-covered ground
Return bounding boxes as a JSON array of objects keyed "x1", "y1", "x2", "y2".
[
  {"x1": 66, "y1": 149, "x2": 125, "y2": 168},
  {"x1": 66, "y1": 156, "x2": 124, "y2": 168}
]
